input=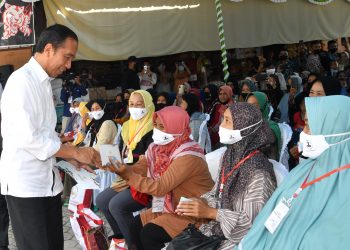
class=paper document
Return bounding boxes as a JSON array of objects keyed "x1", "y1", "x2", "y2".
[
  {"x1": 56, "y1": 161, "x2": 100, "y2": 189},
  {"x1": 99, "y1": 144, "x2": 121, "y2": 166}
]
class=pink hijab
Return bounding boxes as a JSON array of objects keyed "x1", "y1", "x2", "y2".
[{"x1": 147, "y1": 106, "x2": 204, "y2": 212}]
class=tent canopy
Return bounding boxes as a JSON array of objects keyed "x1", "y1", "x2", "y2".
[{"x1": 43, "y1": 0, "x2": 350, "y2": 61}]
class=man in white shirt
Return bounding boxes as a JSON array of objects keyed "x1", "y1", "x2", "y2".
[
  {"x1": 0, "y1": 83, "x2": 8, "y2": 250},
  {"x1": 0, "y1": 24, "x2": 101, "y2": 250}
]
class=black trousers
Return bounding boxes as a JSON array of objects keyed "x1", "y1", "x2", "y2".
[
  {"x1": 0, "y1": 187, "x2": 9, "y2": 247},
  {"x1": 6, "y1": 194, "x2": 63, "y2": 250},
  {"x1": 129, "y1": 215, "x2": 172, "y2": 250}
]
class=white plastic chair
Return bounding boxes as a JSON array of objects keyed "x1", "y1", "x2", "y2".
[
  {"x1": 198, "y1": 114, "x2": 212, "y2": 153},
  {"x1": 114, "y1": 123, "x2": 122, "y2": 146},
  {"x1": 277, "y1": 122, "x2": 293, "y2": 170},
  {"x1": 269, "y1": 159, "x2": 289, "y2": 186},
  {"x1": 205, "y1": 147, "x2": 227, "y2": 181}
]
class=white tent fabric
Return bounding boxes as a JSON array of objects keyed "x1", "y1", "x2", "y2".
[{"x1": 43, "y1": 0, "x2": 350, "y2": 61}]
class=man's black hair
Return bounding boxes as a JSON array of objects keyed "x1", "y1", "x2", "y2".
[{"x1": 34, "y1": 24, "x2": 78, "y2": 53}]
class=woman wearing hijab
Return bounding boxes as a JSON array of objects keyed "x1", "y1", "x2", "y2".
[
  {"x1": 155, "y1": 92, "x2": 171, "y2": 111},
  {"x1": 278, "y1": 75, "x2": 303, "y2": 124},
  {"x1": 96, "y1": 90, "x2": 154, "y2": 243},
  {"x1": 208, "y1": 85, "x2": 234, "y2": 149},
  {"x1": 238, "y1": 95, "x2": 350, "y2": 250},
  {"x1": 247, "y1": 92, "x2": 281, "y2": 161},
  {"x1": 81, "y1": 99, "x2": 118, "y2": 151},
  {"x1": 275, "y1": 72, "x2": 287, "y2": 92},
  {"x1": 181, "y1": 93, "x2": 208, "y2": 150},
  {"x1": 71, "y1": 102, "x2": 92, "y2": 146},
  {"x1": 106, "y1": 106, "x2": 214, "y2": 250},
  {"x1": 203, "y1": 84, "x2": 219, "y2": 113},
  {"x1": 176, "y1": 103, "x2": 276, "y2": 250},
  {"x1": 265, "y1": 74, "x2": 284, "y2": 112},
  {"x1": 238, "y1": 79, "x2": 258, "y2": 102}
]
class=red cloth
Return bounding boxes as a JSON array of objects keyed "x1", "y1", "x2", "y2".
[
  {"x1": 293, "y1": 111, "x2": 305, "y2": 130},
  {"x1": 130, "y1": 187, "x2": 150, "y2": 206}
]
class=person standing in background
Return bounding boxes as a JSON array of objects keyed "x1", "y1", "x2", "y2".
[
  {"x1": 138, "y1": 61, "x2": 157, "y2": 90},
  {"x1": 122, "y1": 56, "x2": 140, "y2": 91},
  {"x1": 60, "y1": 71, "x2": 88, "y2": 134}
]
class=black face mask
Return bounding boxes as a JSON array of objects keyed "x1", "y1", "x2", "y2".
[
  {"x1": 314, "y1": 49, "x2": 321, "y2": 54},
  {"x1": 204, "y1": 92, "x2": 211, "y2": 100},
  {"x1": 155, "y1": 103, "x2": 167, "y2": 111},
  {"x1": 329, "y1": 48, "x2": 337, "y2": 54},
  {"x1": 240, "y1": 93, "x2": 249, "y2": 102},
  {"x1": 280, "y1": 55, "x2": 288, "y2": 61}
]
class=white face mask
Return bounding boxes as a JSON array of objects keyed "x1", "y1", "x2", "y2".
[
  {"x1": 89, "y1": 110, "x2": 104, "y2": 120},
  {"x1": 129, "y1": 108, "x2": 147, "y2": 121},
  {"x1": 178, "y1": 65, "x2": 185, "y2": 71},
  {"x1": 299, "y1": 131, "x2": 350, "y2": 159},
  {"x1": 266, "y1": 68, "x2": 276, "y2": 75},
  {"x1": 74, "y1": 107, "x2": 80, "y2": 115},
  {"x1": 219, "y1": 120, "x2": 262, "y2": 145},
  {"x1": 69, "y1": 107, "x2": 75, "y2": 114},
  {"x1": 152, "y1": 128, "x2": 181, "y2": 145}
]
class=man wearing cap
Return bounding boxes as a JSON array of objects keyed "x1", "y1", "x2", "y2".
[{"x1": 121, "y1": 56, "x2": 140, "y2": 91}]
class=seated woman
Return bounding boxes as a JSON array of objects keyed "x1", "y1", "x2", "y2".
[
  {"x1": 238, "y1": 79, "x2": 258, "y2": 102},
  {"x1": 155, "y1": 92, "x2": 171, "y2": 111},
  {"x1": 112, "y1": 93, "x2": 129, "y2": 125},
  {"x1": 180, "y1": 93, "x2": 210, "y2": 152},
  {"x1": 246, "y1": 92, "x2": 281, "y2": 161},
  {"x1": 60, "y1": 98, "x2": 82, "y2": 143},
  {"x1": 81, "y1": 99, "x2": 118, "y2": 151},
  {"x1": 96, "y1": 90, "x2": 154, "y2": 243},
  {"x1": 278, "y1": 75, "x2": 303, "y2": 124},
  {"x1": 238, "y1": 95, "x2": 350, "y2": 250},
  {"x1": 106, "y1": 106, "x2": 214, "y2": 250},
  {"x1": 176, "y1": 103, "x2": 277, "y2": 249},
  {"x1": 308, "y1": 76, "x2": 341, "y2": 97},
  {"x1": 208, "y1": 85, "x2": 234, "y2": 149}
]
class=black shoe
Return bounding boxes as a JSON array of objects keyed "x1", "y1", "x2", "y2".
[{"x1": 108, "y1": 234, "x2": 123, "y2": 241}]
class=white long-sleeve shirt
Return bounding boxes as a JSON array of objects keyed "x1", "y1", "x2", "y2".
[{"x1": 0, "y1": 57, "x2": 62, "y2": 197}]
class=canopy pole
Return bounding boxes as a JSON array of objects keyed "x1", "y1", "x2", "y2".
[{"x1": 215, "y1": 0, "x2": 229, "y2": 84}]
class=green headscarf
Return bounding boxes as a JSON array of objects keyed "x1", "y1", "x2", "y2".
[
  {"x1": 237, "y1": 95, "x2": 350, "y2": 250},
  {"x1": 249, "y1": 91, "x2": 281, "y2": 157}
]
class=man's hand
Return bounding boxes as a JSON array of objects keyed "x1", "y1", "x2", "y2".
[
  {"x1": 68, "y1": 159, "x2": 95, "y2": 173},
  {"x1": 74, "y1": 147, "x2": 102, "y2": 168},
  {"x1": 175, "y1": 198, "x2": 217, "y2": 220},
  {"x1": 289, "y1": 145, "x2": 299, "y2": 159}
]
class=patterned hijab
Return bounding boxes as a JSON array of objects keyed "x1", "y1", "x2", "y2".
[{"x1": 216, "y1": 103, "x2": 276, "y2": 208}]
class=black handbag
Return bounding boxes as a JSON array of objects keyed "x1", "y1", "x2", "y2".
[{"x1": 166, "y1": 224, "x2": 223, "y2": 250}]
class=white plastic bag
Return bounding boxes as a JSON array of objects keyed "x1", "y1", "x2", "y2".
[{"x1": 69, "y1": 185, "x2": 93, "y2": 213}]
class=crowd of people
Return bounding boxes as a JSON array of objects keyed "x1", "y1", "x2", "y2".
[{"x1": 0, "y1": 24, "x2": 350, "y2": 250}]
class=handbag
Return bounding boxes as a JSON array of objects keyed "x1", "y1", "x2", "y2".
[
  {"x1": 70, "y1": 205, "x2": 108, "y2": 250},
  {"x1": 166, "y1": 224, "x2": 223, "y2": 250}
]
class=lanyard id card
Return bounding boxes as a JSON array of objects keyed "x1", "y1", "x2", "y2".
[
  {"x1": 264, "y1": 198, "x2": 290, "y2": 234},
  {"x1": 152, "y1": 196, "x2": 165, "y2": 213}
]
